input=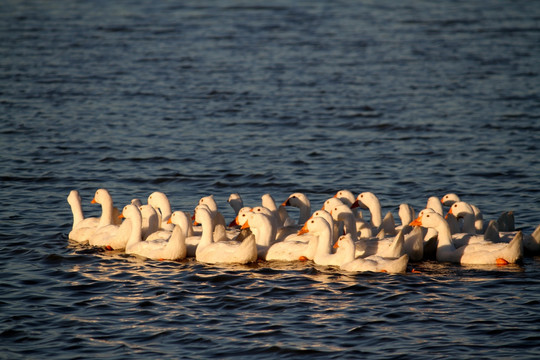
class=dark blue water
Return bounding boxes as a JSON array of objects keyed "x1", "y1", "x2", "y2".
[{"x1": 1, "y1": 0, "x2": 540, "y2": 358}]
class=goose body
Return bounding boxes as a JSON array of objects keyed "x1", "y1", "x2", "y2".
[
  {"x1": 330, "y1": 203, "x2": 404, "y2": 259},
  {"x1": 351, "y1": 192, "x2": 396, "y2": 236},
  {"x1": 88, "y1": 189, "x2": 122, "y2": 246},
  {"x1": 148, "y1": 191, "x2": 174, "y2": 232},
  {"x1": 139, "y1": 204, "x2": 160, "y2": 240},
  {"x1": 67, "y1": 190, "x2": 100, "y2": 243},
  {"x1": 334, "y1": 234, "x2": 409, "y2": 274},
  {"x1": 125, "y1": 208, "x2": 187, "y2": 261},
  {"x1": 299, "y1": 216, "x2": 342, "y2": 266},
  {"x1": 227, "y1": 193, "x2": 244, "y2": 218},
  {"x1": 441, "y1": 193, "x2": 484, "y2": 233},
  {"x1": 263, "y1": 212, "x2": 323, "y2": 262},
  {"x1": 195, "y1": 206, "x2": 257, "y2": 264},
  {"x1": 410, "y1": 211, "x2": 523, "y2": 265},
  {"x1": 240, "y1": 211, "x2": 281, "y2": 259}
]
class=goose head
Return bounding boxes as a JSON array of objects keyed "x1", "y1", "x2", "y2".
[
  {"x1": 198, "y1": 195, "x2": 218, "y2": 214},
  {"x1": 409, "y1": 208, "x2": 442, "y2": 228},
  {"x1": 167, "y1": 210, "x2": 191, "y2": 228},
  {"x1": 426, "y1": 196, "x2": 444, "y2": 215},
  {"x1": 282, "y1": 192, "x2": 310, "y2": 208},
  {"x1": 322, "y1": 197, "x2": 343, "y2": 212},
  {"x1": 351, "y1": 191, "x2": 378, "y2": 210},
  {"x1": 298, "y1": 216, "x2": 330, "y2": 235},
  {"x1": 447, "y1": 201, "x2": 474, "y2": 219},
  {"x1": 333, "y1": 233, "x2": 355, "y2": 251},
  {"x1": 67, "y1": 190, "x2": 82, "y2": 206},
  {"x1": 232, "y1": 206, "x2": 252, "y2": 227},
  {"x1": 119, "y1": 204, "x2": 142, "y2": 222},
  {"x1": 227, "y1": 193, "x2": 243, "y2": 214},
  {"x1": 91, "y1": 188, "x2": 112, "y2": 205},
  {"x1": 329, "y1": 203, "x2": 354, "y2": 222},
  {"x1": 148, "y1": 191, "x2": 170, "y2": 210},
  {"x1": 333, "y1": 189, "x2": 356, "y2": 207},
  {"x1": 441, "y1": 193, "x2": 460, "y2": 206},
  {"x1": 193, "y1": 204, "x2": 212, "y2": 226},
  {"x1": 398, "y1": 203, "x2": 415, "y2": 225}
]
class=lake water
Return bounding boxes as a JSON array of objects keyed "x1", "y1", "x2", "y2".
[{"x1": 1, "y1": 0, "x2": 540, "y2": 358}]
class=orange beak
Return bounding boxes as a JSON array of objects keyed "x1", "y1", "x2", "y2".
[
  {"x1": 440, "y1": 197, "x2": 445, "y2": 204},
  {"x1": 409, "y1": 216, "x2": 422, "y2": 227},
  {"x1": 333, "y1": 241, "x2": 340, "y2": 249},
  {"x1": 167, "y1": 218, "x2": 172, "y2": 224},
  {"x1": 281, "y1": 199, "x2": 290, "y2": 207},
  {"x1": 298, "y1": 223, "x2": 309, "y2": 235},
  {"x1": 445, "y1": 207, "x2": 454, "y2": 219},
  {"x1": 241, "y1": 220, "x2": 250, "y2": 230},
  {"x1": 350, "y1": 200, "x2": 360, "y2": 209},
  {"x1": 91, "y1": 198, "x2": 97, "y2": 204},
  {"x1": 118, "y1": 214, "x2": 125, "y2": 219},
  {"x1": 333, "y1": 193, "x2": 338, "y2": 198}
]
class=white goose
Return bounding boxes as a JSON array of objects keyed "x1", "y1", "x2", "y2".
[
  {"x1": 148, "y1": 191, "x2": 174, "y2": 232},
  {"x1": 245, "y1": 212, "x2": 317, "y2": 261},
  {"x1": 67, "y1": 190, "x2": 100, "y2": 243},
  {"x1": 227, "y1": 193, "x2": 244, "y2": 218},
  {"x1": 124, "y1": 206, "x2": 187, "y2": 261},
  {"x1": 351, "y1": 192, "x2": 397, "y2": 236},
  {"x1": 396, "y1": 203, "x2": 415, "y2": 234},
  {"x1": 334, "y1": 234, "x2": 409, "y2": 274},
  {"x1": 322, "y1": 197, "x2": 349, "y2": 239},
  {"x1": 298, "y1": 216, "x2": 342, "y2": 266},
  {"x1": 88, "y1": 213, "x2": 132, "y2": 250},
  {"x1": 195, "y1": 206, "x2": 257, "y2": 264},
  {"x1": 409, "y1": 211, "x2": 523, "y2": 265},
  {"x1": 240, "y1": 211, "x2": 280, "y2": 259},
  {"x1": 199, "y1": 195, "x2": 240, "y2": 242},
  {"x1": 131, "y1": 198, "x2": 143, "y2": 207},
  {"x1": 198, "y1": 195, "x2": 227, "y2": 229},
  {"x1": 310, "y1": 209, "x2": 336, "y2": 243},
  {"x1": 441, "y1": 193, "x2": 484, "y2": 233},
  {"x1": 333, "y1": 189, "x2": 363, "y2": 221},
  {"x1": 183, "y1": 204, "x2": 213, "y2": 257},
  {"x1": 425, "y1": 195, "x2": 460, "y2": 238},
  {"x1": 262, "y1": 193, "x2": 294, "y2": 228},
  {"x1": 139, "y1": 204, "x2": 160, "y2": 240},
  {"x1": 281, "y1": 192, "x2": 312, "y2": 226},
  {"x1": 447, "y1": 201, "x2": 482, "y2": 234},
  {"x1": 330, "y1": 203, "x2": 405, "y2": 259},
  {"x1": 88, "y1": 188, "x2": 123, "y2": 246},
  {"x1": 448, "y1": 202, "x2": 540, "y2": 254}
]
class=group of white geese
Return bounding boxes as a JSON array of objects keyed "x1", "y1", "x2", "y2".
[{"x1": 67, "y1": 188, "x2": 540, "y2": 273}]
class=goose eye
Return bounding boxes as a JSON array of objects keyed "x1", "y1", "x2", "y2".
[
  {"x1": 360, "y1": 194, "x2": 363, "y2": 198},
  {"x1": 426, "y1": 214, "x2": 430, "y2": 218}
]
